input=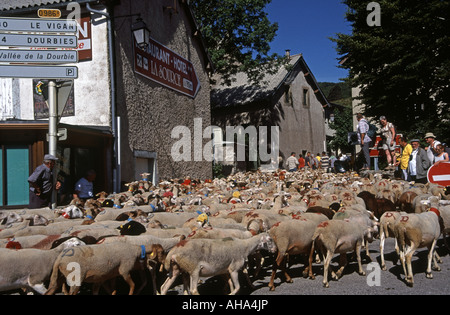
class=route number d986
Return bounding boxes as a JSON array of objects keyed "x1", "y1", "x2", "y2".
[{"x1": 38, "y1": 9, "x2": 62, "y2": 18}]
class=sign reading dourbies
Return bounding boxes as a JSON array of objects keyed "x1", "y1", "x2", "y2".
[{"x1": 134, "y1": 37, "x2": 200, "y2": 98}]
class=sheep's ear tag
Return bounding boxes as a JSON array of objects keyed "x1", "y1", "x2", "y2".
[{"x1": 140, "y1": 245, "x2": 146, "y2": 260}]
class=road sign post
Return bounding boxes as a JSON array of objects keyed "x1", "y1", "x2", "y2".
[{"x1": 0, "y1": 16, "x2": 80, "y2": 209}]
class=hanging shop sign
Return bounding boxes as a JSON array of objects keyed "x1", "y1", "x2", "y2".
[{"x1": 133, "y1": 37, "x2": 200, "y2": 98}]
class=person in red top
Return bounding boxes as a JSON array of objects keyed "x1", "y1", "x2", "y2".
[{"x1": 298, "y1": 154, "x2": 306, "y2": 170}]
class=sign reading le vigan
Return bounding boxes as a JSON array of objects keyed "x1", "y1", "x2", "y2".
[{"x1": 134, "y1": 37, "x2": 200, "y2": 98}]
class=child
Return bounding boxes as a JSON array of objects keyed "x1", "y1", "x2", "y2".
[{"x1": 433, "y1": 144, "x2": 449, "y2": 165}]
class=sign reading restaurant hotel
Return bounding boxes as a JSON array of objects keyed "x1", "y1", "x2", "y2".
[{"x1": 134, "y1": 37, "x2": 200, "y2": 98}]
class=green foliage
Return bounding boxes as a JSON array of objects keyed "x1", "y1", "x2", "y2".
[
  {"x1": 332, "y1": 0, "x2": 450, "y2": 144},
  {"x1": 328, "y1": 106, "x2": 354, "y2": 154},
  {"x1": 190, "y1": 0, "x2": 282, "y2": 86}
]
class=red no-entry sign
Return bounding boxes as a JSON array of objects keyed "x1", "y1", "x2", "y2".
[{"x1": 427, "y1": 162, "x2": 450, "y2": 186}]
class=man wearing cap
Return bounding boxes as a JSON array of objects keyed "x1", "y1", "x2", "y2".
[
  {"x1": 424, "y1": 132, "x2": 441, "y2": 164},
  {"x1": 408, "y1": 139, "x2": 431, "y2": 184},
  {"x1": 28, "y1": 154, "x2": 61, "y2": 209}
]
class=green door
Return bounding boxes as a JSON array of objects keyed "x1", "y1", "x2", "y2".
[{"x1": 1, "y1": 146, "x2": 29, "y2": 206}]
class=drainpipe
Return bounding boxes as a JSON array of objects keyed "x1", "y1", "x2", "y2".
[{"x1": 86, "y1": 3, "x2": 120, "y2": 193}]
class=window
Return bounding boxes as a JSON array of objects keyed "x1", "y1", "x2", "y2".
[
  {"x1": 134, "y1": 151, "x2": 158, "y2": 184},
  {"x1": 302, "y1": 88, "x2": 310, "y2": 107},
  {"x1": 285, "y1": 86, "x2": 293, "y2": 105}
]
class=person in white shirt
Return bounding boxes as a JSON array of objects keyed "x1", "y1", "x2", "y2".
[
  {"x1": 408, "y1": 139, "x2": 430, "y2": 184},
  {"x1": 73, "y1": 169, "x2": 96, "y2": 201},
  {"x1": 285, "y1": 152, "x2": 299, "y2": 172}
]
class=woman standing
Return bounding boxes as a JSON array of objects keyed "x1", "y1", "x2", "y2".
[{"x1": 379, "y1": 116, "x2": 396, "y2": 169}]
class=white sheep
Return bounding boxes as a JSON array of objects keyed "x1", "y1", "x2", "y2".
[
  {"x1": 45, "y1": 242, "x2": 157, "y2": 295},
  {"x1": 394, "y1": 208, "x2": 442, "y2": 286},
  {"x1": 160, "y1": 233, "x2": 276, "y2": 295},
  {"x1": 311, "y1": 219, "x2": 376, "y2": 288},
  {"x1": 0, "y1": 237, "x2": 85, "y2": 294}
]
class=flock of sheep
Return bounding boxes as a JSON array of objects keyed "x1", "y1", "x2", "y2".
[{"x1": 0, "y1": 169, "x2": 449, "y2": 295}]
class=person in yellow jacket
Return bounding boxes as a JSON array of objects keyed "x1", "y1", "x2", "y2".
[{"x1": 395, "y1": 136, "x2": 412, "y2": 180}]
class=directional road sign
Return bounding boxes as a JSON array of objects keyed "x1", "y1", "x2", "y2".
[
  {"x1": 0, "y1": 65, "x2": 78, "y2": 79},
  {"x1": 0, "y1": 49, "x2": 78, "y2": 63},
  {"x1": 0, "y1": 17, "x2": 77, "y2": 33},
  {"x1": 0, "y1": 33, "x2": 77, "y2": 48}
]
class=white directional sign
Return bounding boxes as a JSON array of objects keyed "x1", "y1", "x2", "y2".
[
  {"x1": 0, "y1": 65, "x2": 78, "y2": 79},
  {"x1": 0, "y1": 17, "x2": 77, "y2": 33},
  {"x1": 0, "y1": 33, "x2": 77, "y2": 48},
  {"x1": 0, "y1": 49, "x2": 78, "y2": 63}
]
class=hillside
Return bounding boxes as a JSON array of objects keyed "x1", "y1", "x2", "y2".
[{"x1": 318, "y1": 82, "x2": 352, "y2": 107}]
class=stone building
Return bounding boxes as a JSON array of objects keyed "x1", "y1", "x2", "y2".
[
  {"x1": 0, "y1": 0, "x2": 212, "y2": 208},
  {"x1": 211, "y1": 53, "x2": 329, "y2": 172}
]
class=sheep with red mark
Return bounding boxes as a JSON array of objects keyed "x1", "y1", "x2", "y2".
[
  {"x1": 0, "y1": 237, "x2": 85, "y2": 294},
  {"x1": 160, "y1": 233, "x2": 276, "y2": 295},
  {"x1": 393, "y1": 208, "x2": 443, "y2": 286},
  {"x1": 0, "y1": 234, "x2": 95, "y2": 250},
  {"x1": 379, "y1": 211, "x2": 407, "y2": 270},
  {"x1": 311, "y1": 218, "x2": 376, "y2": 288},
  {"x1": 45, "y1": 242, "x2": 156, "y2": 295},
  {"x1": 268, "y1": 214, "x2": 328, "y2": 291}
]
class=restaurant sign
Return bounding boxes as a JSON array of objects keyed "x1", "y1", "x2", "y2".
[{"x1": 134, "y1": 37, "x2": 200, "y2": 98}]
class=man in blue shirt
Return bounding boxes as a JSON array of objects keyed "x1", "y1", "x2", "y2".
[
  {"x1": 28, "y1": 154, "x2": 61, "y2": 209},
  {"x1": 73, "y1": 169, "x2": 96, "y2": 202}
]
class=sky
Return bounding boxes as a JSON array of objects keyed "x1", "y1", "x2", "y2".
[{"x1": 265, "y1": 0, "x2": 352, "y2": 83}]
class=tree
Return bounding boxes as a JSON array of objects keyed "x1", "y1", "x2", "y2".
[
  {"x1": 332, "y1": 0, "x2": 450, "y2": 144},
  {"x1": 190, "y1": 0, "x2": 282, "y2": 86},
  {"x1": 329, "y1": 106, "x2": 354, "y2": 154}
]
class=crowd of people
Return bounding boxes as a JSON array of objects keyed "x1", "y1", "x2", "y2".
[
  {"x1": 283, "y1": 114, "x2": 449, "y2": 185},
  {"x1": 357, "y1": 114, "x2": 449, "y2": 183},
  {"x1": 284, "y1": 151, "x2": 349, "y2": 174}
]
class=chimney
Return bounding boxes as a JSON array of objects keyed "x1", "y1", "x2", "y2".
[{"x1": 285, "y1": 49, "x2": 291, "y2": 59}]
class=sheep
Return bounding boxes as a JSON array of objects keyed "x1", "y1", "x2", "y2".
[
  {"x1": 0, "y1": 234, "x2": 95, "y2": 250},
  {"x1": 0, "y1": 237, "x2": 86, "y2": 294},
  {"x1": 439, "y1": 205, "x2": 450, "y2": 250},
  {"x1": 393, "y1": 208, "x2": 443, "y2": 287},
  {"x1": 160, "y1": 233, "x2": 276, "y2": 295},
  {"x1": 97, "y1": 234, "x2": 182, "y2": 252},
  {"x1": 379, "y1": 211, "x2": 407, "y2": 270},
  {"x1": 45, "y1": 242, "x2": 157, "y2": 295},
  {"x1": 0, "y1": 219, "x2": 86, "y2": 239},
  {"x1": 311, "y1": 219, "x2": 376, "y2": 288},
  {"x1": 268, "y1": 214, "x2": 328, "y2": 291},
  {"x1": 396, "y1": 191, "x2": 418, "y2": 213}
]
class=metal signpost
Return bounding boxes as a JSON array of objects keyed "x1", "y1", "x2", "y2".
[{"x1": 0, "y1": 16, "x2": 79, "y2": 208}]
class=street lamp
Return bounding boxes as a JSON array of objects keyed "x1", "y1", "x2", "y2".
[{"x1": 132, "y1": 17, "x2": 150, "y2": 49}]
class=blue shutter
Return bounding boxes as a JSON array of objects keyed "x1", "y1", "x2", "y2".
[{"x1": 5, "y1": 146, "x2": 29, "y2": 206}]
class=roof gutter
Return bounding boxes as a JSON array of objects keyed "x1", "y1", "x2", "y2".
[{"x1": 86, "y1": 2, "x2": 120, "y2": 193}]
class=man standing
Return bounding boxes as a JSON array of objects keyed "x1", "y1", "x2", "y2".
[
  {"x1": 285, "y1": 152, "x2": 299, "y2": 172},
  {"x1": 28, "y1": 154, "x2": 61, "y2": 209},
  {"x1": 395, "y1": 136, "x2": 412, "y2": 181},
  {"x1": 73, "y1": 169, "x2": 96, "y2": 202},
  {"x1": 408, "y1": 139, "x2": 431, "y2": 184},
  {"x1": 321, "y1": 152, "x2": 330, "y2": 173},
  {"x1": 356, "y1": 113, "x2": 371, "y2": 170},
  {"x1": 424, "y1": 132, "x2": 441, "y2": 164},
  {"x1": 298, "y1": 154, "x2": 305, "y2": 170}
]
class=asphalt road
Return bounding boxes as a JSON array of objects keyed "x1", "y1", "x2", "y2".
[
  {"x1": 174, "y1": 236, "x2": 450, "y2": 296},
  {"x1": 250, "y1": 236, "x2": 450, "y2": 296}
]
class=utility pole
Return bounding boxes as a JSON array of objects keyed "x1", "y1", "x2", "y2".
[{"x1": 48, "y1": 80, "x2": 58, "y2": 209}]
